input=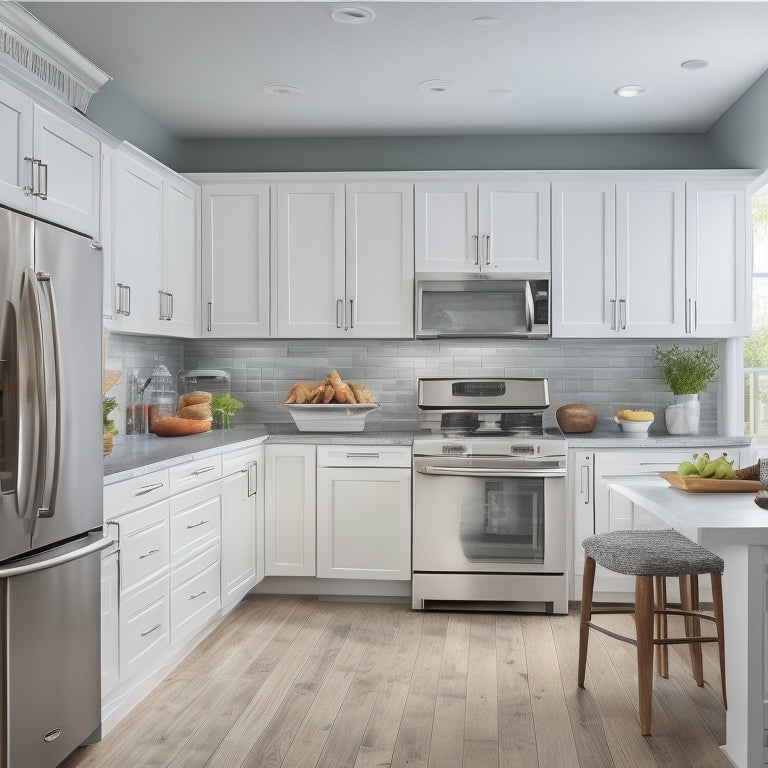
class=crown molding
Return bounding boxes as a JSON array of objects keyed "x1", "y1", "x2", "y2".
[{"x1": 0, "y1": 2, "x2": 110, "y2": 111}]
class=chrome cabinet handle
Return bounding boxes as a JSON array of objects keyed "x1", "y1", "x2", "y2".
[
  {"x1": 39, "y1": 162, "x2": 48, "y2": 200},
  {"x1": 192, "y1": 465, "x2": 216, "y2": 476},
  {"x1": 610, "y1": 298, "x2": 617, "y2": 331},
  {"x1": 485, "y1": 234, "x2": 491, "y2": 266},
  {"x1": 207, "y1": 302, "x2": 213, "y2": 333},
  {"x1": 619, "y1": 298, "x2": 627, "y2": 330},
  {"x1": 31, "y1": 159, "x2": 42, "y2": 198},
  {"x1": 581, "y1": 465, "x2": 591, "y2": 504},
  {"x1": 336, "y1": 299, "x2": 343, "y2": 329},
  {"x1": 692, "y1": 299, "x2": 697, "y2": 332},
  {"x1": 139, "y1": 547, "x2": 162, "y2": 559},
  {"x1": 185, "y1": 519, "x2": 210, "y2": 529},
  {"x1": 346, "y1": 452, "x2": 380, "y2": 459},
  {"x1": 246, "y1": 461, "x2": 258, "y2": 497},
  {"x1": 140, "y1": 623, "x2": 162, "y2": 638},
  {"x1": 188, "y1": 590, "x2": 207, "y2": 601},
  {"x1": 168, "y1": 292, "x2": 174, "y2": 320},
  {"x1": 349, "y1": 299, "x2": 355, "y2": 330},
  {"x1": 135, "y1": 481, "x2": 164, "y2": 496},
  {"x1": 116, "y1": 283, "x2": 130, "y2": 316},
  {"x1": 472, "y1": 234, "x2": 479, "y2": 265},
  {"x1": 22, "y1": 156, "x2": 34, "y2": 195},
  {"x1": 158, "y1": 290, "x2": 165, "y2": 320}
]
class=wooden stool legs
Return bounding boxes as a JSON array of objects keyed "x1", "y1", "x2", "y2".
[
  {"x1": 679, "y1": 574, "x2": 704, "y2": 686},
  {"x1": 654, "y1": 575, "x2": 669, "y2": 678},
  {"x1": 711, "y1": 571, "x2": 727, "y2": 710},
  {"x1": 635, "y1": 575, "x2": 655, "y2": 735},
  {"x1": 577, "y1": 556, "x2": 596, "y2": 688}
]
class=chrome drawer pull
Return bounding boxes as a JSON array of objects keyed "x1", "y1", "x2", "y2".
[
  {"x1": 192, "y1": 466, "x2": 216, "y2": 476},
  {"x1": 186, "y1": 519, "x2": 210, "y2": 529},
  {"x1": 139, "y1": 547, "x2": 162, "y2": 559},
  {"x1": 141, "y1": 623, "x2": 162, "y2": 638},
  {"x1": 135, "y1": 482, "x2": 164, "y2": 496},
  {"x1": 346, "y1": 452, "x2": 380, "y2": 459},
  {"x1": 188, "y1": 590, "x2": 207, "y2": 600}
]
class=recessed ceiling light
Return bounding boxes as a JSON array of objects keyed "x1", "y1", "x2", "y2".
[
  {"x1": 681, "y1": 59, "x2": 709, "y2": 71},
  {"x1": 614, "y1": 85, "x2": 647, "y2": 98},
  {"x1": 419, "y1": 79, "x2": 455, "y2": 95},
  {"x1": 263, "y1": 83, "x2": 304, "y2": 97},
  {"x1": 490, "y1": 89, "x2": 514, "y2": 98},
  {"x1": 331, "y1": 6, "x2": 375, "y2": 24},
  {"x1": 472, "y1": 16, "x2": 499, "y2": 26}
]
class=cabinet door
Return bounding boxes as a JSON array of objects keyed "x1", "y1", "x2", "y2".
[
  {"x1": 346, "y1": 183, "x2": 414, "y2": 337},
  {"x1": 616, "y1": 181, "x2": 686, "y2": 337},
  {"x1": 264, "y1": 444, "x2": 316, "y2": 576},
  {"x1": 33, "y1": 104, "x2": 100, "y2": 237},
  {"x1": 0, "y1": 78, "x2": 33, "y2": 214},
  {"x1": 479, "y1": 181, "x2": 550, "y2": 273},
  {"x1": 221, "y1": 470, "x2": 258, "y2": 607},
  {"x1": 552, "y1": 182, "x2": 616, "y2": 337},
  {"x1": 414, "y1": 182, "x2": 478, "y2": 272},
  {"x1": 163, "y1": 176, "x2": 197, "y2": 337},
  {"x1": 111, "y1": 152, "x2": 164, "y2": 334},
  {"x1": 100, "y1": 549, "x2": 119, "y2": 698},
  {"x1": 686, "y1": 181, "x2": 747, "y2": 337},
  {"x1": 317, "y1": 466, "x2": 411, "y2": 580},
  {"x1": 276, "y1": 184, "x2": 345, "y2": 337},
  {"x1": 201, "y1": 184, "x2": 270, "y2": 337},
  {"x1": 570, "y1": 451, "x2": 593, "y2": 582}
]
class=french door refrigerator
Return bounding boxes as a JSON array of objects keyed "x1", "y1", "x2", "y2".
[{"x1": 0, "y1": 205, "x2": 110, "y2": 767}]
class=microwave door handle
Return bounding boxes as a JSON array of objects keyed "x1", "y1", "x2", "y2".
[{"x1": 524, "y1": 281, "x2": 534, "y2": 333}]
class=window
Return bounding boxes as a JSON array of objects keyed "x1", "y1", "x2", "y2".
[{"x1": 744, "y1": 187, "x2": 768, "y2": 438}]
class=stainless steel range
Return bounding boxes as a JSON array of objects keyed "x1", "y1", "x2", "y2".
[{"x1": 412, "y1": 378, "x2": 568, "y2": 614}]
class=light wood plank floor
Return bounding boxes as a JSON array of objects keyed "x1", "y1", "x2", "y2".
[{"x1": 60, "y1": 595, "x2": 731, "y2": 768}]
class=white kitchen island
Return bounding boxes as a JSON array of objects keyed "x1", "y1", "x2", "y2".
[{"x1": 607, "y1": 476, "x2": 768, "y2": 768}]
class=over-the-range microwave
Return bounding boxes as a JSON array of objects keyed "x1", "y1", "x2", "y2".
[{"x1": 415, "y1": 273, "x2": 550, "y2": 339}]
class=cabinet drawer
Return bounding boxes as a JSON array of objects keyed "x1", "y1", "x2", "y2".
[
  {"x1": 169, "y1": 456, "x2": 222, "y2": 494},
  {"x1": 171, "y1": 545, "x2": 220, "y2": 643},
  {"x1": 317, "y1": 444, "x2": 411, "y2": 468},
  {"x1": 119, "y1": 500, "x2": 170, "y2": 591},
  {"x1": 104, "y1": 469, "x2": 170, "y2": 520},
  {"x1": 170, "y1": 484, "x2": 221, "y2": 563},
  {"x1": 222, "y1": 445, "x2": 262, "y2": 476},
  {"x1": 119, "y1": 574, "x2": 170, "y2": 682}
]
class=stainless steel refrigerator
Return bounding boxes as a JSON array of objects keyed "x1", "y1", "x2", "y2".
[{"x1": 0, "y1": 205, "x2": 110, "y2": 768}]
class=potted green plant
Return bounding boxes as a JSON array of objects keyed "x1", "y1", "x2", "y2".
[
  {"x1": 653, "y1": 345, "x2": 718, "y2": 435},
  {"x1": 211, "y1": 393, "x2": 244, "y2": 429},
  {"x1": 103, "y1": 394, "x2": 118, "y2": 455}
]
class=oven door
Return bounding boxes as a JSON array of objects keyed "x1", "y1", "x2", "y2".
[{"x1": 412, "y1": 456, "x2": 566, "y2": 574}]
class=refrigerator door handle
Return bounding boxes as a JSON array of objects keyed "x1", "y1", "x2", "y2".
[
  {"x1": 27, "y1": 270, "x2": 61, "y2": 519},
  {"x1": 0, "y1": 534, "x2": 113, "y2": 578}
]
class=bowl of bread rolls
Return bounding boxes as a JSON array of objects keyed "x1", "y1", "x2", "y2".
[
  {"x1": 284, "y1": 370, "x2": 379, "y2": 432},
  {"x1": 150, "y1": 390, "x2": 214, "y2": 437}
]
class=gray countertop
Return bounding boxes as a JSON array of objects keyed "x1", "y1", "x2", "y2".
[{"x1": 562, "y1": 427, "x2": 753, "y2": 449}]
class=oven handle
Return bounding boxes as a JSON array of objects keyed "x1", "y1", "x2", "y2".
[{"x1": 415, "y1": 465, "x2": 566, "y2": 478}]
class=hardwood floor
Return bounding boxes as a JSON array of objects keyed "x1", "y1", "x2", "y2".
[{"x1": 60, "y1": 595, "x2": 731, "y2": 768}]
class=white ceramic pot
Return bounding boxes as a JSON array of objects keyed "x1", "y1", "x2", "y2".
[{"x1": 664, "y1": 394, "x2": 700, "y2": 435}]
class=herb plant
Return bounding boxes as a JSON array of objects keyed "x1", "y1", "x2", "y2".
[
  {"x1": 653, "y1": 345, "x2": 719, "y2": 395},
  {"x1": 103, "y1": 395, "x2": 118, "y2": 435},
  {"x1": 211, "y1": 393, "x2": 244, "y2": 429}
]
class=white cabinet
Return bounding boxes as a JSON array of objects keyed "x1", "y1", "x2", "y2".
[
  {"x1": 685, "y1": 181, "x2": 747, "y2": 337},
  {"x1": 571, "y1": 447, "x2": 745, "y2": 599},
  {"x1": 316, "y1": 445, "x2": 411, "y2": 580},
  {"x1": 275, "y1": 182, "x2": 414, "y2": 338},
  {"x1": 221, "y1": 445, "x2": 264, "y2": 610},
  {"x1": 201, "y1": 184, "x2": 271, "y2": 337},
  {"x1": 100, "y1": 548, "x2": 119, "y2": 698},
  {"x1": 108, "y1": 144, "x2": 198, "y2": 336},
  {"x1": 415, "y1": 181, "x2": 550, "y2": 274},
  {"x1": 0, "y1": 77, "x2": 100, "y2": 236},
  {"x1": 553, "y1": 180, "x2": 686, "y2": 338},
  {"x1": 264, "y1": 444, "x2": 316, "y2": 576}
]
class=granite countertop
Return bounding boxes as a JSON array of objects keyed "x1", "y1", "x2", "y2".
[{"x1": 563, "y1": 427, "x2": 753, "y2": 449}]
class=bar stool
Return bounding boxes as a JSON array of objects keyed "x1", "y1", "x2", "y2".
[{"x1": 578, "y1": 529, "x2": 727, "y2": 736}]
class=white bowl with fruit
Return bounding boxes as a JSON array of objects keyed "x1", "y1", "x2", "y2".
[{"x1": 613, "y1": 408, "x2": 654, "y2": 434}]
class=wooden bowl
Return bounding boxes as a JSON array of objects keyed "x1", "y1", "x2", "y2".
[
  {"x1": 150, "y1": 417, "x2": 212, "y2": 437},
  {"x1": 556, "y1": 403, "x2": 597, "y2": 433}
]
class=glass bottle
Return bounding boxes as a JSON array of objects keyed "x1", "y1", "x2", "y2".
[{"x1": 148, "y1": 360, "x2": 175, "y2": 432}]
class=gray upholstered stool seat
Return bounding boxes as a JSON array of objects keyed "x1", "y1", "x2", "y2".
[
  {"x1": 582, "y1": 529, "x2": 724, "y2": 576},
  {"x1": 578, "y1": 529, "x2": 727, "y2": 736}
]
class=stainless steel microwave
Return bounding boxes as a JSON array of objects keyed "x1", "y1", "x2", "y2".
[{"x1": 415, "y1": 274, "x2": 550, "y2": 339}]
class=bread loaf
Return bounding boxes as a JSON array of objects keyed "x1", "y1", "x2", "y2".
[
  {"x1": 177, "y1": 403, "x2": 212, "y2": 420},
  {"x1": 178, "y1": 391, "x2": 212, "y2": 409},
  {"x1": 151, "y1": 417, "x2": 211, "y2": 437}
]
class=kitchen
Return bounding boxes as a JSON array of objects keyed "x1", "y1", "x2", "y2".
[{"x1": 1, "y1": 2, "x2": 768, "y2": 767}]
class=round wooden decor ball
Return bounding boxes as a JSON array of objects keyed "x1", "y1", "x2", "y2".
[{"x1": 556, "y1": 403, "x2": 597, "y2": 433}]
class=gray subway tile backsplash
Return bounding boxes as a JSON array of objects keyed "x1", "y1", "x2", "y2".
[{"x1": 106, "y1": 334, "x2": 720, "y2": 434}]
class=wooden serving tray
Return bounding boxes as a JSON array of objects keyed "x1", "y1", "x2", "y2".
[{"x1": 660, "y1": 472, "x2": 762, "y2": 493}]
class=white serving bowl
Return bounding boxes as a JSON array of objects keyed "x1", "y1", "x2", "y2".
[{"x1": 614, "y1": 415, "x2": 654, "y2": 435}]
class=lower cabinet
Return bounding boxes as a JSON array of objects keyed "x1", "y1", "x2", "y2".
[
  {"x1": 100, "y1": 548, "x2": 119, "y2": 698},
  {"x1": 171, "y1": 543, "x2": 221, "y2": 644},
  {"x1": 264, "y1": 444, "x2": 317, "y2": 576},
  {"x1": 316, "y1": 446, "x2": 411, "y2": 580}
]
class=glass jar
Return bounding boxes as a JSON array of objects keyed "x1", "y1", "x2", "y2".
[{"x1": 148, "y1": 361, "x2": 176, "y2": 432}]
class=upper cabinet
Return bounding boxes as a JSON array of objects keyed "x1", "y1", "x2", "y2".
[
  {"x1": 106, "y1": 144, "x2": 198, "y2": 337},
  {"x1": 552, "y1": 179, "x2": 687, "y2": 338},
  {"x1": 275, "y1": 181, "x2": 414, "y2": 338},
  {"x1": 201, "y1": 183, "x2": 270, "y2": 337},
  {"x1": 414, "y1": 181, "x2": 550, "y2": 274},
  {"x1": 0, "y1": 78, "x2": 100, "y2": 237},
  {"x1": 685, "y1": 181, "x2": 746, "y2": 337}
]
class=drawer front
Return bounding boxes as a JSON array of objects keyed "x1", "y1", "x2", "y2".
[
  {"x1": 171, "y1": 546, "x2": 221, "y2": 643},
  {"x1": 104, "y1": 469, "x2": 170, "y2": 520},
  {"x1": 169, "y1": 456, "x2": 223, "y2": 495},
  {"x1": 170, "y1": 489, "x2": 221, "y2": 563},
  {"x1": 119, "y1": 501, "x2": 170, "y2": 591},
  {"x1": 317, "y1": 444, "x2": 412, "y2": 468},
  {"x1": 119, "y1": 574, "x2": 170, "y2": 682},
  {"x1": 222, "y1": 445, "x2": 263, "y2": 476}
]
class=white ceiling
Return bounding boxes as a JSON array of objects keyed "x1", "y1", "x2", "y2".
[{"x1": 20, "y1": 1, "x2": 768, "y2": 139}]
